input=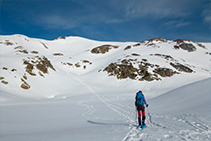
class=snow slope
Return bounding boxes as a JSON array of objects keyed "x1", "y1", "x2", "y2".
[
  {"x1": 121, "y1": 78, "x2": 211, "y2": 141},
  {"x1": 0, "y1": 77, "x2": 210, "y2": 141},
  {"x1": 0, "y1": 34, "x2": 210, "y2": 99},
  {"x1": 0, "y1": 35, "x2": 211, "y2": 141},
  {"x1": 149, "y1": 78, "x2": 211, "y2": 115}
]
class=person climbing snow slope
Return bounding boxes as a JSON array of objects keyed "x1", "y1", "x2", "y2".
[{"x1": 135, "y1": 90, "x2": 149, "y2": 128}]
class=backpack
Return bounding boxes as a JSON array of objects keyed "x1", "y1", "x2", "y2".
[{"x1": 136, "y1": 91, "x2": 144, "y2": 106}]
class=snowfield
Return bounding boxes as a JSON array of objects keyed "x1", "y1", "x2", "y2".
[{"x1": 0, "y1": 35, "x2": 211, "y2": 141}]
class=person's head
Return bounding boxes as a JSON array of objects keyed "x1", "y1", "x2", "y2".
[{"x1": 138, "y1": 90, "x2": 144, "y2": 96}]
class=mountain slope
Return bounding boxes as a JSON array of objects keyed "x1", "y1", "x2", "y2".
[
  {"x1": 0, "y1": 35, "x2": 211, "y2": 141},
  {"x1": 0, "y1": 70, "x2": 210, "y2": 141},
  {"x1": 149, "y1": 78, "x2": 211, "y2": 115},
  {"x1": 124, "y1": 78, "x2": 211, "y2": 141},
  {"x1": 0, "y1": 34, "x2": 210, "y2": 99}
]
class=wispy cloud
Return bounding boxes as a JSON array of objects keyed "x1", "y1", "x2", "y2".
[
  {"x1": 163, "y1": 20, "x2": 191, "y2": 28},
  {"x1": 2, "y1": 0, "x2": 210, "y2": 42},
  {"x1": 175, "y1": 22, "x2": 191, "y2": 27},
  {"x1": 37, "y1": 15, "x2": 76, "y2": 29},
  {"x1": 35, "y1": 0, "x2": 193, "y2": 30},
  {"x1": 125, "y1": 0, "x2": 190, "y2": 19},
  {"x1": 202, "y1": 6, "x2": 211, "y2": 24},
  {"x1": 34, "y1": 1, "x2": 125, "y2": 29}
]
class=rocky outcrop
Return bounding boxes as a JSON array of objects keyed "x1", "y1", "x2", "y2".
[
  {"x1": 170, "y1": 63, "x2": 193, "y2": 73},
  {"x1": 21, "y1": 77, "x2": 31, "y2": 89},
  {"x1": 151, "y1": 54, "x2": 175, "y2": 61},
  {"x1": 103, "y1": 58, "x2": 178, "y2": 81},
  {"x1": 147, "y1": 38, "x2": 168, "y2": 42},
  {"x1": 153, "y1": 68, "x2": 178, "y2": 77},
  {"x1": 23, "y1": 56, "x2": 56, "y2": 76},
  {"x1": 91, "y1": 45, "x2": 118, "y2": 54},
  {"x1": 53, "y1": 53, "x2": 64, "y2": 56},
  {"x1": 179, "y1": 43, "x2": 196, "y2": 52},
  {"x1": 174, "y1": 39, "x2": 196, "y2": 52}
]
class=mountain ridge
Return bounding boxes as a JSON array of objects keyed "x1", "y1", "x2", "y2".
[{"x1": 0, "y1": 34, "x2": 210, "y2": 99}]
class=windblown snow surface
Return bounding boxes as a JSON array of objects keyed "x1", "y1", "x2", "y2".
[{"x1": 0, "y1": 35, "x2": 211, "y2": 141}]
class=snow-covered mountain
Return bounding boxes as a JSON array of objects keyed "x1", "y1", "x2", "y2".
[
  {"x1": 0, "y1": 34, "x2": 210, "y2": 99},
  {"x1": 1, "y1": 34, "x2": 211, "y2": 141}
]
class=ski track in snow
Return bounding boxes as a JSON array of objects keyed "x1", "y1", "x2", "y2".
[
  {"x1": 69, "y1": 73, "x2": 135, "y2": 121},
  {"x1": 122, "y1": 113, "x2": 211, "y2": 141},
  {"x1": 1, "y1": 35, "x2": 211, "y2": 141},
  {"x1": 68, "y1": 73, "x2": 211, "y2": 141}
]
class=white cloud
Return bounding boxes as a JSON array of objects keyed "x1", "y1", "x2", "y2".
[
  {"x1": 163, "y1": 20, "x2": 191, "y2": 28},
  {"x1": 36, "y1": 14, "x2": 87, "y2": 29},
  {"x1": 202, "y1": 8, "x2": 211, "y2": 23},
  {"x1": 32, "y1": 0, "x2": 204, "y2": 30},
  {"x1": 125, "y1": 0, "x2": 190, "y2": 19},
  {"x1": 34, "y1": 3, "x2": 124, "y2": 29},
  {"x1": 201, "y1": 4, "x2": 211, "y2": 29},
  {"x1": 42, "y1": 16, "x2": 76, "y2": 29},
  {"x1": 175, "y1": 22, "x2": 191, "y2": 27}
]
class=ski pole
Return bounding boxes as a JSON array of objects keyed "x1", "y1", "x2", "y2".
[
  {"x1": 147, "y1": 107, "x2": 152, "y2": 124},
  {"x1": 147, "y1": 107, "x2": 150, "y2": 114}
]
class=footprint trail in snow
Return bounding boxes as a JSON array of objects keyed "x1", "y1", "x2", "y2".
[{"x1": 70, "y1": 74, "x2": 211, "y2": 141}]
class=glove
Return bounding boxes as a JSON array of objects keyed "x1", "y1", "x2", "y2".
[{"x1": 146, "y1": 104, "x2": 149, "y2": 107}]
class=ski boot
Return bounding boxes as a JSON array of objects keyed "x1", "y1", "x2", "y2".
[{"x1": 141, "y1": 121, "x2": 146, "y2": 129}]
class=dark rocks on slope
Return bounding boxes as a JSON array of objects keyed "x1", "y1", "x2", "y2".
[
  {"x1": 170, "y1": 63, "x2": 193, "y2": 73},
  {"x1": 179, "y1": 43, "x2": 196, "y2": 52}
]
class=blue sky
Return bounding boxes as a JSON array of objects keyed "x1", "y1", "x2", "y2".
[{"x1": 1, "y1": 0, "x2": 211, "y2": 42}]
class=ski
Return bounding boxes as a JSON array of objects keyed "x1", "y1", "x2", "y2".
[{"x1": 141, "y1": 124, "x2": 146, "y2": 129}]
